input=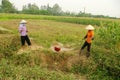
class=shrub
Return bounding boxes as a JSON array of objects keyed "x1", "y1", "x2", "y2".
[{"x1": 0, "y1": 35, "x2": 20, "y2": 57}]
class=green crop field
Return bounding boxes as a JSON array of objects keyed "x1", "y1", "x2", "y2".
[{"x1": 0, "y1": 13, "x2": 120, "y2": 80}]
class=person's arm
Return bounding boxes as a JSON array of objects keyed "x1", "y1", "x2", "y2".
[
  {"x1": 90, "y1": 32, "x2": 94, "y2": 40},
  {"x1": 91, "y1": 31, "x2": 94, "y2": 40},
  {"x1": 91, "y1": 36, "x2": 94, "y2": 40},
  {"x1": 26, "y1": 30, "x2": 28, "y2": 32},
  {"x1": 20, "y1": 29, "x2": 23, "y2": 33},
  {"x1": 19, "y1": 26, "x2": 24, "y2": 33},
  {"x1": 84, "y1": 34, "x2": 87, "y2": 39}
]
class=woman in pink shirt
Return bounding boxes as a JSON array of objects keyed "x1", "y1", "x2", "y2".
[{"x1": 19, "y1": 20, "x2": 31, "y2": 46}]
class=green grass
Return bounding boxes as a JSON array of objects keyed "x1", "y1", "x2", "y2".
[
  {"x1": 0, "y1": 13, "x2": 120, "y2": 80},
  {"x1": 0, "y1": 13, "x2": 120, "y2": 26},
  {"x1": 0, "y1": 58, "x2": 76, "y2": 80}
]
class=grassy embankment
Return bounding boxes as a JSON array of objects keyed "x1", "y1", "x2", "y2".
[{"x1": 0, "y1": 13, "x2": 120, "y2": 80}]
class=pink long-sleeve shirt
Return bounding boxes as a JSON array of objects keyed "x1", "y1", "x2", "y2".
[{"x1": 19, "y1": 24, "x2": 27, "y2": 36}]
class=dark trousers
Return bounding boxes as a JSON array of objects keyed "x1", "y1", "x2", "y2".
[
  {"x1": 81, "y1": 41, "x2": 91, "y2": 52},
  {"x1": 21, "y1": 35, "x2": 31, "y2": 46}
]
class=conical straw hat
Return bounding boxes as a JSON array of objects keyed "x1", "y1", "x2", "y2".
[
  {"x1": 20, "y1": 20, "x2": 27, "y2": 24},
  {"x1": 86, "y1": 25, "x2": 94, "y2": 30}
]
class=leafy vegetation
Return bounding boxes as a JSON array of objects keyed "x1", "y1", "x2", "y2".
[
  {"x1": 0, "y1": 0, "x2": 117, "y2": 18},
  {"x1": 0, "y1": 13, "x2": 119, "y2": 26},
  {"x1": 0, "y1": 0, "x2": 17, "y2": 13},
  {"x1": 0, "y1": 13, "x2": 120, "y2": 80}
]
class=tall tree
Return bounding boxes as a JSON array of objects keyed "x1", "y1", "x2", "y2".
[
  {"x1": 28, "y1": 3, "x2": 39, "y2": 10},
  {"x1": 22, "y1": 3, "x2": 39, "y2": 14},
  {"x1": 41, "y1": 5, "x2": 47, "y2": 10},
  {"x1": 51, "y1": 4, "x2": 62, "y2": 15},
  {"x1": 22, "y1": 3, "x2": 39, "y2": 11},
  {"x1": 46, "y1": 4, "x2": 52, "y2": 14},
  {"x1": 1, "y1": 0, "x2": 17, "y2": 13}
]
